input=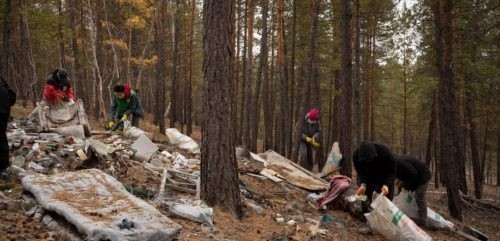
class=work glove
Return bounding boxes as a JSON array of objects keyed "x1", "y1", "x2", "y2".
[
  {"x1": 381, "y1": 185, "x2": 389, "y2": 196},
  {"x1": 306, "y1": 137, "x2": 313, "y2": 143},
  {"x1": 121, "y1": 114, "x2": 128, "y2": 121},
  {"x1": 356, "y1": 185, "x2": 366, "y2": 196},
  {"x1": 107, "y1": 121, "x2": 115, "y2": 129},
  {"x1": 311, "y1": 141, "x2": 320, "y2": 148}
]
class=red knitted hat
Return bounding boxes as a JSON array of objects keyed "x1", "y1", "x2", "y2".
[{"x1": 307, "y1": 108, "x2": 319, "y2": 121}]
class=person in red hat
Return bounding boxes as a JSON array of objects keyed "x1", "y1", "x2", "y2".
[{"x1": 296, "y1": 108, "x2": 321, "y2": 171}]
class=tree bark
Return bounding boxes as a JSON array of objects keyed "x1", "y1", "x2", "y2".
[
  {"x1": 242, "y1": 0, "x2": 254, "y2": 150},
  {"x1": 425, "y1": 90, "x2": 438, "y2": 167},
  {"x1": 202, "y1": 0, "x2": 243, "y2": 218},
  {"x1": 186, "y1": 0, "x2": 195, "y2": 136},
  {"x1": 353, "y1": 0, "x2": 362, "y2": 147},
  {"x1": 155, "y1": 0, "x2": 166, "y2": 133},
  {"x1": 170, "y1": 0, "x2": 181, "y2": 128},
  {"x1": 276, "y1": 0, "x2": 289, "y2": 157},
  {"x1": 250, "y1": 0, "x2": 268, "y2": 152},
  {"x1": 262, "y1": 3, "x2": 276, "y2": 151},
  {"x1": 435, "y1": 0, "x2": 463, "y2": 220},
  {"x1": 238, "y1": 1, "x2": 248, "y2": 146},
  {"x1": 339, "y1": 0, "x2": 353, "y2": 177},
  {"x1": 57, "y1": 0, "x2": 66, "y2": 69},
  {"x1": 0, "y1": 0, "x2": 11, "y2": 77}
]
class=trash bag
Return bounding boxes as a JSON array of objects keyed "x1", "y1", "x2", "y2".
[
  {"x1": 319, "y1": 142, "x2": 342, "y2": 177},
  {"x1": 365, "y1": 194, "x2": 434, "y2": 241},
  {"x1": 165, "y1": 128, "x2": 200, "y2": 154},
  {"x1": 394, "y1": 190, "x2": 454, "y2": 230}
]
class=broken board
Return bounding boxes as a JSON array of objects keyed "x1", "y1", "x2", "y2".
[
  {"x1": 22, "y1": 169, "x2": 181, "y2": 241},
  {"x1": 259, "y1": 150, "x2": 328, "y2": 191}
]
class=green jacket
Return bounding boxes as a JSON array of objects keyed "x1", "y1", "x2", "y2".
[{"x1": 108, "y1": 91, "x2": 145, "y2": 120}]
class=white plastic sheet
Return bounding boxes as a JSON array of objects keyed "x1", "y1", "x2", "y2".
[
  {"x1": 169, "y1": 200, "x2": 213, "y2": 226},
  {"x1": 365, "y1": 194, "x2": 434, "y2": 241}
]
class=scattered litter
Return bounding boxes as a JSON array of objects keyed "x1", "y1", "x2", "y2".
[
  {"x1": 276, "y1": 217, "x2": 285, "y2": 223},
  {"x1": 56, "y1": 125, "x2": 85, "y2": 139},
  {"x1": 88, "y1": 138, "x2": 116, "y2": 156},
  {"x1": 131, "y1": 134, "x2": 158, "y2": 161},
  {"x1": 287, "y1": 219, "x2": 296, "y2": 226},
  {"x1": 12, "y1": 156, "x2": 26, "y2": 168},
  {"x1": 76, "y1": 150, "x2": 87, "y2": 161},
  {"x1": 124, "y1": 126, "x2": 153, "y2": 140},
  {"x1": 307, "y1": 193, "x2": 319, "y2": 202}
]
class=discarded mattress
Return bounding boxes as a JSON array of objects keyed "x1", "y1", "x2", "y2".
[
  {"x1": 165, "y1": 128, "x2": 200, "y2": 154},
  {"x1": 259, "y1": 150, "x2": 327, "y2": 191},
  {"x1": 22, "y1": 169, "x2": 181, "y2": 241}
]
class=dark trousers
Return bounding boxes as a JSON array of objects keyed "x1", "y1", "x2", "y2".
[
  {"x1": 0, "y1": 114, "x2": 9, "y2": 172},
  {"x1": 414, "y1": 181, "x2": 429, "y2": 227},
  {"x1": 298, "y1": 142, "x2": 313, "y2": 171}
]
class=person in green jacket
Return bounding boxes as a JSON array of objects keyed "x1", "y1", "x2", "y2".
[{"x1": 107, "y1": 84, "x2": 145, "y2": 129}]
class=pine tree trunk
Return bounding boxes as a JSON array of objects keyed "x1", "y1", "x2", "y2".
[
  {"x1": 339, "y1": 0, "x2": 353, "y2": 177},
  {"x1": 1, "y1": 0, "x2": 11, "y2": 77},
  {"x1": 276, "y1": 0, "x2": 289, "y2": 157},
  {"x1": 435, "y1": 0, "x2": 463, "y2": 220},
  {"x1": 290, "y1": 0, "x2": 297, "y2": 152},
  {"x1": 425, "y1": 90, "x2": 438, "y2": 167},
  {"x1": 496, "y1": 130, "x2": 499, "y2": 186},
  {"x1": 242, "y1": 0, "x2": 254, "y2": 150},
  {"x1": 202, "y1": 0, "x2": 243, "y2": 218},
  {"x1": 262, "y1": 3, "x2": 275, "y2": 151},
  {"x1": 250, "y1": 0, "x2": 268, "y2": 152},
  {"x1": 170, "y1": 0, "x2": 181, "y2": 128},
  {"x1": 353, "y1": 0, "x2": 362, "y2": 146},
  {"x1": 238, "y1": 1, "x2": 248, "y2": 146},
  {"x1": 155, "y1": 0, "x2": 166, "y2": 133},
  {"x1": 69, "y1": 0, "x2": 83, "y2": 103},
  {"x1": 57, "y1": 0, "x2": 66, "y2": 69},
  {"x1": 186, "y1": 0, "x2": 195, "y2": 136}
]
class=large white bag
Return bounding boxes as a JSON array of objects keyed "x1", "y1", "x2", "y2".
[
  {"x1": 366, "y1": 194, "x2": 434, "y2": 241},
  {"x1": 394, "y1": 190, "x2": 454, "y2": 230},
  {"x1": 165, "y1": 128, "x2": 200, "y2": 154}
]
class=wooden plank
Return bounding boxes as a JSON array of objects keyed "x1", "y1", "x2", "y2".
[
  {"x1": 155, "y1": 168, "x2": 168, "y2": 205},
  {"x1": 260, "y1": 168, "x2": 284, "y2": 183},
  {"x1": 164, "y1": 183, "x2": 196, "y2": 194}
]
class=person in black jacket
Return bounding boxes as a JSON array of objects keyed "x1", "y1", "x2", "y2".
[
  {"x1": 395, "y1": 155, "x2": 432, "y2": 228},
  {"x1": 0, "y1": 75, "x2": 16, "y2": 173},
  {"x1": 353, "y1": 141, "x2": 396, "y2": 201}
]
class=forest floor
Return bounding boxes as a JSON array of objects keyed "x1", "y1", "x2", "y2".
[{"x1": 1, "y1": 104, "x2": 499, "y2": 241}]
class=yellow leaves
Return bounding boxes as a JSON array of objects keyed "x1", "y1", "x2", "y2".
[
  {"x1": 104, "y1": 39, "x2": 129, "y2": 51},
  {"x1": 117, "y1": 0, "x2": 154, "y2": 17},
  {"x1": 125, "y1": 16, "x2": 147, "y2": 30},
  {"x1": 129, "y1": 56, "x2": 158, "y2": 68}
]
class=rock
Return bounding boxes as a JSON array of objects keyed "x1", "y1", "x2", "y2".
[
  {"x1": 287, "y1": 220, "x2": 296, "y2": 226},
  {"x1": 276, "y1": 217, "x2": 285, "y2": 224}
]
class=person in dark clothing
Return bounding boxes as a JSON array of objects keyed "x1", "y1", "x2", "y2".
[
  {"x1": 107, "y1": 84, "x2": 145, "y2": 129},
  {"x1": 0, "y1": 75, "x2": 16, "y2": 172},
  {"x1": 42, "y1": 68, "x2": 75, "y2": 107},
  {"x1": 353, "y1": 141, "x2": 396, "y2": 202},
  {"x1": 395, "y1": 154, "x2": 432, "y2": 228},
  {"x1": 296, "y1": 108, "x2": 321, "y2": 171}
]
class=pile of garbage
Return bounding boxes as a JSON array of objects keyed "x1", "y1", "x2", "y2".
[{"x1": 5, "y1": 118, "x2": 208, "y2": 240}]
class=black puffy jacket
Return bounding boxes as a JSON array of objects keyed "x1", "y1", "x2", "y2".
[
  {"x1": 395, "y1": 155, "x2": 432, "y2": 191},
  {"x1": 0, "y1": 76, "x2": 16, "y2": 114}
]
